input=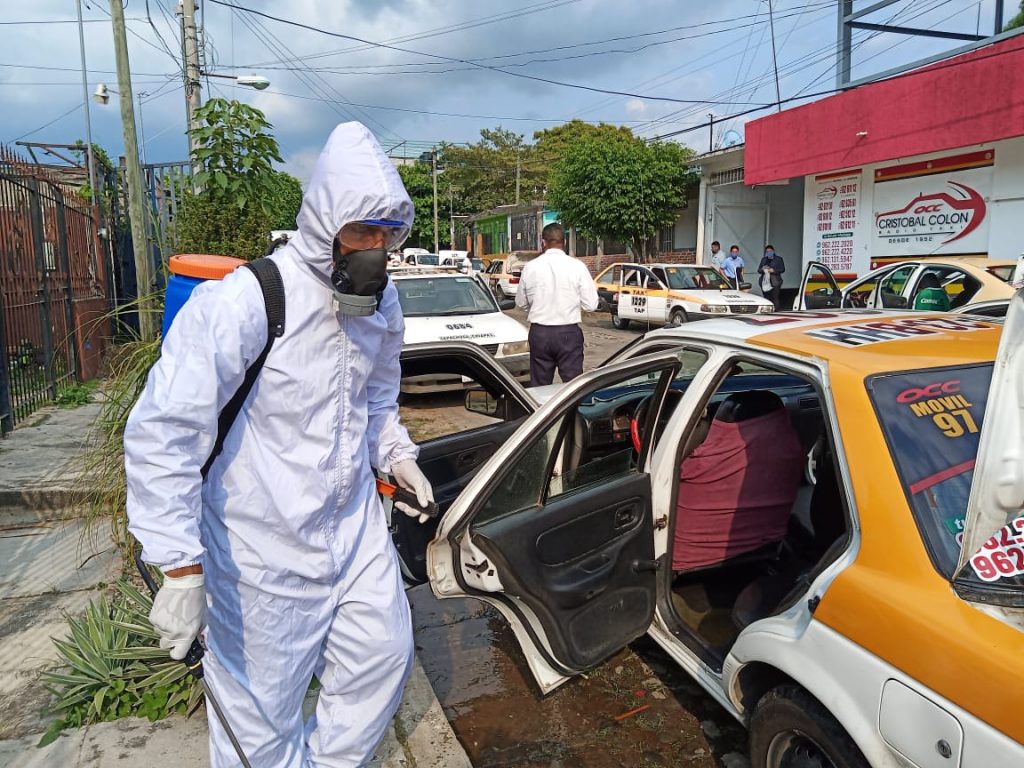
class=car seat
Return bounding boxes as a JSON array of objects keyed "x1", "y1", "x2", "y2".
[
  {"x1": 912, "y1": 273, "x2": 951, "y2": 311},
  {"x1": 672, "y1": 390, "x2": 804, "y2": 573}
]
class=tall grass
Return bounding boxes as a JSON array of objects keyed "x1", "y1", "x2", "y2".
[{"x1": 73, "y1": 297, "x2": 162, "y2": 561}]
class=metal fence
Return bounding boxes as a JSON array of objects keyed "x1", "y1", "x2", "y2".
[{"x1": 0, "y1": 145, "x2": 109, "y2": 433}]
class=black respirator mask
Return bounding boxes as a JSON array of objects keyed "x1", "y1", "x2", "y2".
[{"x1": 330, "y1": 241, "x2": 389, "y2": 317}]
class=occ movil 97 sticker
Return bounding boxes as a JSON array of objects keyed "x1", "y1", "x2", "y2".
[
  {"x1": 969, "y1": 517, "x2": 1024, "y2": 582},
  {"x1": 897, "y1": 378, "x2": 979, "y2": 440}
]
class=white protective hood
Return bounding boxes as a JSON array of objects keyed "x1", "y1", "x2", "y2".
[{"x1": 286, "y1": 122, "x2": 414, "y2": 282}]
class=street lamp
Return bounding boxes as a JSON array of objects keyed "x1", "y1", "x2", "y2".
[{"x1": 204, "y1": 72, "x2": 271, "y2": 90}]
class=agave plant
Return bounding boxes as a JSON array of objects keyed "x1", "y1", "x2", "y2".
[{"x1": 38, "y1": 579, "x2": 202, "y2": 747}]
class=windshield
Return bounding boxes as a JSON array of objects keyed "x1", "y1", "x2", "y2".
[
  {"x1": 868, "y1": 363, "x2": 993, "y2": 578},
  {"x1": 985, "y1": 264, "x2": 1013, "y2": 282},
  {"x1": 395, "y1": 276, "x2": 499, "y2": 317},
  {"x1": 663, "y1": 266, "x2": 730, "y2": 291}
]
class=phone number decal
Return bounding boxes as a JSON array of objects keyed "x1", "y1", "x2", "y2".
[{"x1": 970, "y1": 517, "x2": 1024, "y2": 582}]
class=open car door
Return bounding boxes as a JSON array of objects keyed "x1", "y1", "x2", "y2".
[
  {"x1": 426, "y1": 350, "x2": 685, "y2": 693},
  {"x1": 795, "y1": 261, "x2": 843, "y2": 310},
  {"x1": 953, "y1": 287, "x2": 1024, "y2": 627},
  {"x1": 390, "y1": 342, "x2": 535, "y2": 585}
]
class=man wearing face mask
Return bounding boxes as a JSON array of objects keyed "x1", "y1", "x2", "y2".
[{"x1": 124, "y1": 123, "x2": 432, "y2": 767}]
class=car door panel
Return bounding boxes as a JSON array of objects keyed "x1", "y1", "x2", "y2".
[
  {"x1": 430, "y1": 351, "x2": 686, "y2": 687},
  {"x1": 391, "y1": 342, "x2": 535, "y2": 585},
  {"x1": 472, "y1": 472, "x2": 655, "y2": 671},
  {"x1": 393, "y1": 419, "x2": 525, "y2": 585}
]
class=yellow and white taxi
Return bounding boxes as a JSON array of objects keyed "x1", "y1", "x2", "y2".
[
  {"x1": 595, "y1": 262, "x2": 774, "y2": 329},
  {"x1": 796, "y1": 256, "x2": 1016, "y2": 314},
  {"x1": 390, "y1": 297, "x2": 1024, "y2": 767}
]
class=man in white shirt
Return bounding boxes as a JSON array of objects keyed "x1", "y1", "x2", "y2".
[
  {"x1": 515, "y1": 222, "x2": 599, "y2": 385},
  {"x1": 708, "y1": 240, "x2": 726, "y2": 277}
]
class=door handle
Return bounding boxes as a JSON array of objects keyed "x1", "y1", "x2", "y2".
[
  {"x1": 614, "y1": 506, "x2": 639, "y2": 529},
  {"x1": 457, "y1": 451, "x2": 479, "y2": 466}
]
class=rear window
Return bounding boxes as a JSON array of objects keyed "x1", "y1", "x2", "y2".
[{"x1": 868, "y1": 364, "x2": 992, "y2": 577}]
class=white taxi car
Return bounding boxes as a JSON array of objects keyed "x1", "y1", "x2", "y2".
[
  {"x1": 392, "y1": 267, "x2": 529, "y2": 393},
  {"x1": 390, "y1": 297, "x2": 1024, "y2": 767},
  {"x1": 595, "y1": 263, "x2": 774, "y2": 329}
]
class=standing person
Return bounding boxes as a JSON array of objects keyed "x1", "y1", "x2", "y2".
[
  {"x1": 516, "y1": 222, "x2": 599, "y2": 386},
  {"x1": 125, "y1": 123, "x2": 434, "y2": 768},
  {"x1": 723, "y1": 245, "x2": 746, "y2": 290},
  {"x1": 708, "y1": 240, "x2": 727, "y2": 278},
  {"x1": 757, "y1": 244, "x2": 786, "y2": 310}
]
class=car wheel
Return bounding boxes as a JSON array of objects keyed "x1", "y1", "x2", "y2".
[
  {"x1": 751, "y1": 686, "x2": 869, "y2": 768},
  {"x1": 611, "y1": 312, "x2": 631, "y2": 330},
  {"x1": 669, "y1": 308, "x2": 688, "y2": 325}
]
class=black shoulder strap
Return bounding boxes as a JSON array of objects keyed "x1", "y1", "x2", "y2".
[{"x1": 201, "y1": 259, "x2": 286, "y2": 479}]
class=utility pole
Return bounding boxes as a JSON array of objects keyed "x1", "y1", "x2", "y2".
[
  {"x1": 515, "y1": 151, "x2": 521, "y2": 205},
  {"x1": 767, "y1": 0, "x2": 782, "y2": 111},
  {"x1": 448, "y1": 183, "x2": 455, "y2": 250},
  {"x1": 180, "y1": 0, "x2": 203, "y2": 173},
  {"x1": 431, "y1": 149, "x2": 439, "y2": 254},
  {"x1": 75, "y1": 0, "x2": 97, "y2": 207},
  {"x1": 110, "y1": 0, "x2": 156, "y2": 341},
  {"x1": 137, "y1": 92, "x2": 148, "y2": 164},
  {"x1": 708, "y1": 113, "x2": 714, "y2": 152}
]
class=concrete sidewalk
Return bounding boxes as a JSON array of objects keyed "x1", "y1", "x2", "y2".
[{"x1": 0, "y1": 400, "x2": 471, "y2": 767}]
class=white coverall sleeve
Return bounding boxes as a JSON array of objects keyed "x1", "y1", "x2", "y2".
[
  {"x1": 367, "y1": 283, "x2": 418, "y2": 474},
  {"x1": 515, "y1": 263, "x2": 532, "y2": 311},
  {"x1": 577, "y1": 262, "x2": 600, "y2": 312},
  {"x1": 124, "y1": 273, "x2": 267, "y2": 571}
]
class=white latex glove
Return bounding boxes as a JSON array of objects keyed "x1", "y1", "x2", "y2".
[
  {"x1": 149, "y1": 573, "x2": 207, "y2": 661},
  {"x1": 391, "y1": 459, "x2": 434, "y2": 524}
]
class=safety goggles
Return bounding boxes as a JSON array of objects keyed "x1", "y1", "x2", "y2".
[{"x1": 338, "y1": 219, "x2": 409, "y2": 252}]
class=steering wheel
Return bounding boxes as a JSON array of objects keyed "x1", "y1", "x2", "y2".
[{"x1": 630, "y1": 389, "x2": 686, "y2": 453}]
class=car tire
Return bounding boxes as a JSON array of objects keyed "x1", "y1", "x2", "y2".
[
  {"x1": 611, "y1": 312, "x2": 631, "y2": 330},
  {"x1": 751, "y1": 685, "x2": 869, "y2": 768},
  {"x1": 669, "y1": 308, "x2": 688, "y2": 325}
]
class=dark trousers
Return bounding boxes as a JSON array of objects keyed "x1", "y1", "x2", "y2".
[
  {"x1": 528, "y1": 323, "x2": 584, "y2": 386},
  {"x1": 764, "y1": 285, "x2": 782, "y2": 310}
]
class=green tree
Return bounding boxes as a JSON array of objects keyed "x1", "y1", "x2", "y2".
[
  {"x1": 397, "y1": 162, "x2": 438, "y2": 249},
  {"x1": 174, "y1": 99, "x2": 301, "y2": 260},
  {"x1": 440, "y1": 128, "x2": 540, "y2": 214},
  {"x1": 1005, "y1": 1, "x2": 1024, "y2": 30},
  {"x1": 548, "y1": 135, "x2": 696, "y2": 260},
  {"x1": 532, "y1": 120, "x2": 638, "y2": 174}
]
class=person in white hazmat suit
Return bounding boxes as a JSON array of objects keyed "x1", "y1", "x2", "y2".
[{"x1": 124, "y1": 122, "x2": 434, "y2": 767}]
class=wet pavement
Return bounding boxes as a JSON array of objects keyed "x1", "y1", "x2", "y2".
[{"x1": 408, "y1": 586, "x2": 749, "y2": 768}]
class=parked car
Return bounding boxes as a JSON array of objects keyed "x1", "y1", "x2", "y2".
[
  {"x1": 401, "y1": 252, "x2": 440, "y2": 267},
  {"x1": 392, "y1": 267, "x2": 529, "y2": 393},
  {"x1": 795, "y1": 257, "x2": 1015, "y2": 312},
  {"x1": 391, "y1": 301, "x2": 1023, "y2": 767},
  {"x1": 596, "y1": 262, "x2": 774, "y2": 329},
  {"x1": 482, "y1": 251, "x2": 539, "y2": 299}
]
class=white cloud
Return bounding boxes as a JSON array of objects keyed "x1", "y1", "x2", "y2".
[{"x1": 625, "y1": 98, "x2": 647, "y2": 115}]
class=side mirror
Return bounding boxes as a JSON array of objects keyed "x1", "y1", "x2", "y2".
[
  {"x1": 465, "y1": 389, "x2": 499, "y2": 417},
  {"x1": 499, "y1": 299, "x2": 515, "y2": 311}
]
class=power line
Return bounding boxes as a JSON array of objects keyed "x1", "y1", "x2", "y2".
[
  {"x1": 239, "y1": 0, "x2": 586, "y2": 68},
  {"x1": 9, "y1": 102, "x2": 82, "y2": 143},
  {"x1": 227, "y1": 1, "x2": 833, "y2": 75},
  {"x1": 0, "y1": 62, "x2": 174, "y2": 77},
  {"x1": 263, "y1": 89, "x2": 665, "y2": 124},
  {"x1": 0, "y1": 17, "x2": 146, "y2": 25},
  {"x1": 207, "y1": 0, "x2": 777, "y2": 107},
  {"x1": 650, "y1": 30, "x2": 1024, "y2": 141},
  {"x1": 89, "y1": 1, "x2": 182, "y2": 67}
]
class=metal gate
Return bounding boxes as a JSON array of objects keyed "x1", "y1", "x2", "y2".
[{"x1": 0, "y1": 146, "x2": 107, "y2": 432}]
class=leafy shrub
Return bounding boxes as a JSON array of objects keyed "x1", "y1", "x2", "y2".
[
  {"x1": 55, "y1": 381, "x2": 98, "y2": 409},
  {"x1": 38, "y1": 579, "x2": 201, "y2": 747}
]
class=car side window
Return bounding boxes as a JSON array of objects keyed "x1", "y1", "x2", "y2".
[
  {"x1": 915, "y1": 267, "x2": 981, "y2": 309},
  {"x1": 596, "y1": 270, "x2": 617, "y2": 285},
  {"x1": 624, "y1": 269, "x2": 641, "y2": 287},
  {"x1": 651, "y1": 268, "x2": 667, "y2": 286},
  {"x1": 877, "y1": 265, "x2": 916, "y2": 308},
  {"x1": 473, "y1": 355, "x2": 707, "y2": 526}
]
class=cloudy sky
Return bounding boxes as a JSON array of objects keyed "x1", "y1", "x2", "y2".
[{"x1": 1, "y1": 0, "x2": 1011, "y2": 182}]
